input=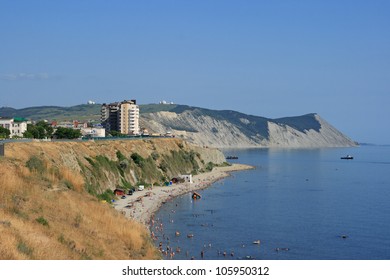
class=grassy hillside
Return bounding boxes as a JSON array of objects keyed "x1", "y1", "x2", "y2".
[
  {"x1": 0, "y1": 138, "x2": 225, "y2": 259},
  {"x1": 0, "y1": 158, "x2": 159, "y2": 260}
]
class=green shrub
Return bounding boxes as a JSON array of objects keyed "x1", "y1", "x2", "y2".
[
  {"x1": 97, "y1": 189, "x2": 115, "y2": 203},
  {"x1": 17, "y1": 242, "x2": 33, "y2": 256},
  {"x1": 74, "y1": 214, "x2": 82, "y2": 228},
  {"x1": 84, "y1": 157, "x2": 95, "y2": 167},
  {"x1": 159, "y1": 161, "x2": 168, "y2": 173},
  {"x1": 131, "y1": 153, "x2": 144, "y2": 167},
  {"x1": 85, "y1": 183, "x2": 97, "y2": 195},
  {"x1": 116, "y1": 150, "x2": 127, "y2": 162},
  {"x1": 205, "y1": 162, "x2": 215, "y2": 172},
  {"x1": 36, "y1": 216, "x2": 49, "y2": 227},
  {"x1": 26, "y1": 156, "x2": 45, "y2": 174},
  {"x1": 63, "y1": 180, "x2": 74, "y2": 190},
  {"x1": 151, "y1": 151, "x2": 160, "y2": 160}
]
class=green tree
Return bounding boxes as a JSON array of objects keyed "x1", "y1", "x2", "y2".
[
  {"x1": 23, "y1": 130, "x2": 34, "y2": 139},
  {"x1": 110, "y1": 130, "x2": 125, "y2": 137},
  {"x1": 24, "y1": 122, "x2": 53, "y2": 139},
  {"x1": 54, "y1": 127, "x2": 82, "y2": 139},
  {"x1": 0, "y1": 126, "x2": 10, "y2": 138},
  {"x1": 36, "y1": 121, "x2": 54, "y2": 137}
]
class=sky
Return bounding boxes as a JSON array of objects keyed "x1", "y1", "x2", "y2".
[{"x1": 0, "y1": 0, "x2": 389, "y2": 144}]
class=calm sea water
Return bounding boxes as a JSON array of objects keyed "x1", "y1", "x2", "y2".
[{"x1": 152, "y1": 146, "x2": 390, "y2": 260}]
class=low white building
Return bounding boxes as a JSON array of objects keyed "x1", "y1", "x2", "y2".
[
  {"x1": 159, "y1": 100, "x2": 174, "y2": 105},
  {"x1": 0, "y1": 118, "x2": 28, "y2": 138},
  {"x1": 80, "y1": 127, "x2": 106, "y2": 138}
]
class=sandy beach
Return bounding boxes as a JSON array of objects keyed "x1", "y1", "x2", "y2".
[{"x1": 113, "y1": 164, "x2": 254, "y2": 225}]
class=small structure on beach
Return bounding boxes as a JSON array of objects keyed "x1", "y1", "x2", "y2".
[
  {"x1": 180, "y1": 174, "x2": 193, "y2": 184},
  {"x1": 113, "y1": 188, "x2": 125, "y2": 196},
  {"x1": 171, "y1": 177, "x2": 185, "y2": 184}
]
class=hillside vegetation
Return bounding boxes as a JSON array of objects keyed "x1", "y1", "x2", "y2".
[{"x1": 0, "y1": 138, "x2": 225, "y2": 259}]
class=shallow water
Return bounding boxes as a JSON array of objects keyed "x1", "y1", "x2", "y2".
[{"x1": 152, "y1": 146, "x2": 390, "y2": 260}]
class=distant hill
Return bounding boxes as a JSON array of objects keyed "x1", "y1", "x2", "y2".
[
  {"x1": 0, "y1": 104, "x2": 101, "y2": 121},
  {"x1": 0, "y1": 103, "x2": 357, "y2": 148}
]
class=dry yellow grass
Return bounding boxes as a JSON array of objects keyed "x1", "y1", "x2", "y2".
[
  {"x1": 0, "y1": 158, "x2": 159, "y2": 260},
  {"x1": 58, "y1": 167, "x2": 85, "y2": 192}
]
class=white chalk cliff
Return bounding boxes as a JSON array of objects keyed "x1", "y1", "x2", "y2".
[{"x1": 140, "y1": 105, "x2": 357, "y2": 148}]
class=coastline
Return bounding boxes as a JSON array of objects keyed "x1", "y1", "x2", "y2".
[{"x1": 113, "y1": 163, "x2": 254, "y2": 225}]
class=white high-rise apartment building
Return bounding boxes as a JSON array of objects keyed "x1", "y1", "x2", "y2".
[
  {"x1": 101, "y1": 100, "x2": 140, "y2": 135},
  {"x1": 119, "y1": 100, "x2": 140, "y2": 135}
]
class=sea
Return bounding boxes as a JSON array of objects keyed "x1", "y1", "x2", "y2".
[{"x1": 152, "y1": 145, "x2": 390, "y2": 260}]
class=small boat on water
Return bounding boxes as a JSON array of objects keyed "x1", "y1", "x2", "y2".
[
  {"x1": 192, "y1": 192, "x2": 201, "y2": 200},
  {"x1": 341, "y1": 155, "x2": 354, "y2": 160},
  {"x1": 226, "y1": 156, "x2": 239, "y2": 160},
  {"x1": 275, "y1": 247, "x2": 290, "y2": 252},
  {"x1": 253, "y1": 240, "x2": 261, "y2": 245},
  {"x1": 187, "y1": 233, "x2": 194, "y2": 238}
]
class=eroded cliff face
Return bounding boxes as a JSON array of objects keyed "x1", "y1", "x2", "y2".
[
  {"x1": 266, "y1": 115, "x2": 357, "y2": 148},
  {"x1": 5, "y1": 138, "x2": 226, "y2": 193},
  {"x1": 141, "y1": 111, "x2": 356, "y2": 148}
]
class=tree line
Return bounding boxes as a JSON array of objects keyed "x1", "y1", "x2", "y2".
[{"x1": 1, "y1": 121, "x2": 82, "y2": 139}]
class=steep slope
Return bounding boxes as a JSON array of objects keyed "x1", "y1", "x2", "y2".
[
  {"x1": 0, "y1": 157, "x2": 159, "y2": 260},
  {"x1": 141, "y1": 105, "x2": 356, "y2": 148},
  {"x1": 0, "y1": 138, "x2": 225, "y2": 259},
  {"x1": 5, "y1": 138, "x2": 226, "y2": 194},
  {"x1": 267, "y1": 114, "x2": 356, "y2": 148}
]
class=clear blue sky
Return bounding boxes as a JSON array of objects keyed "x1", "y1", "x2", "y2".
[{"x1": 1, "y1": 0, "x2": 389, "y2": 144}]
